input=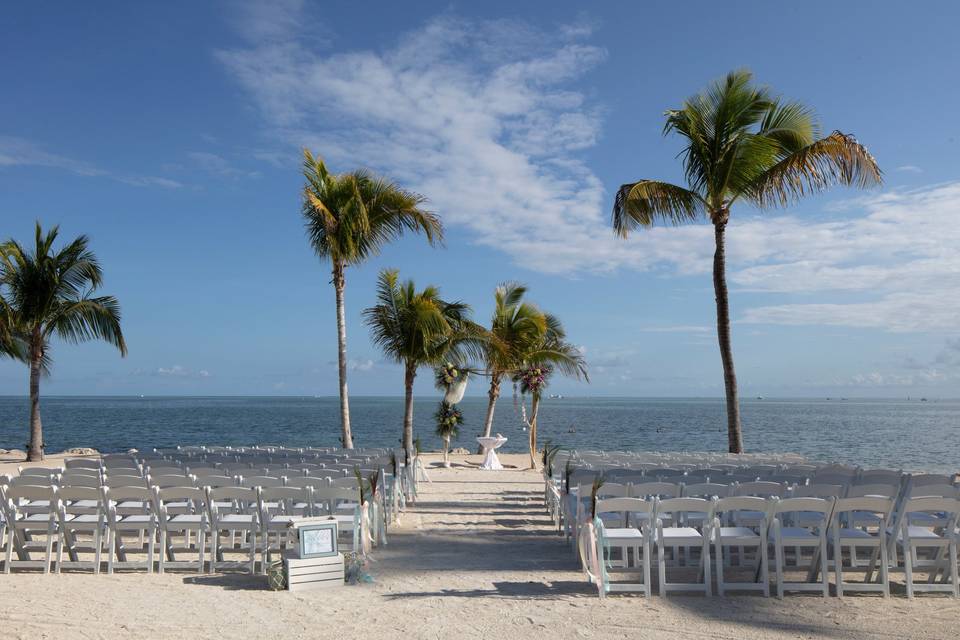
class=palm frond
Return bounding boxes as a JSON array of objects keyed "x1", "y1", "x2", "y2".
[
  {"x1": 744, "y1": 131, "x2": 882, "y2": 208},
  {"x1": 612, "y1": 180, "x2": 705, "y2": 236}
]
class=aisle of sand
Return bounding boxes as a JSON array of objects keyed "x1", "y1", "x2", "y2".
[{"x1": 0, "y1": 453, "x2": 957, "y2": 640}]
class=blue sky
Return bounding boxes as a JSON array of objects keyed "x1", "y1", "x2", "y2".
[{"x1": 2, "y1": 0, "x2": 959, "y2": 398}]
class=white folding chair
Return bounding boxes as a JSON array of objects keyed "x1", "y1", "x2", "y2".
[
  {"x1": 2, "y1": 485, "x2": 59, "y2": 573},
  {"x1": 104, "y1": 486, "x2": 157, "y2": 573},
  {"x1": 769, "y1": 497, "x2": 835, "y2": 598},
  {"x1": 589, "y1": 497, "x2": 653, "y2": 595},
  {"x1": 655, "y1": 497, "x2": 715, "y2": 597},
  {"x1": 207, "y1": 486, "x2": 259, "y2": 574},
  {"x1": 55, "y1": 486, "x2": 108, "y2": 574},
  {"x1": 892, "y1": 497, "x2": 959, "y2": 598},
  {"x1": 830, "y1": 496, "x2": 893, "y2": 597},
  {"x1": 712, "y1": 496, "x2": 770, "y2": 596},
  {"x1": 154, "y1": 486, "x2": 209, "y2": 573}
]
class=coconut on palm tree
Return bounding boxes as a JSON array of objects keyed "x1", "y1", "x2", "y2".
[
  {"x1": 363, "y1": 269, "x2": 480, "y2": 463},
  {"x1": 302, "y1": 149, "x2": 443, "y2": 450},
  {"x1": 476, "y1": 282, "x2": 549, "y2": 451},
  {"x1": 612, "y1": 69, "x2": 881, "y2": 453},
  {"x1": 0, "y1": 223, "x2": 127, "y2": 461},
  {"x1": 513, "y1": 315, "x2": 587, "y2": 468}
]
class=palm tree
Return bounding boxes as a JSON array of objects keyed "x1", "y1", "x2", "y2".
[
  {"x1": 0, "y1": 293, "x2": 26, "y2": 362},
  {"x1": 0, "y1": 223, "x2": 127, "y2": 461},
  {"x1": 476, "y1": 283, "x2": 548, "y2": 451},
  {"x1": 363, "y1": 269, "x2": 478, "y2": 463},
  {"x1": 302, "y1": 149, "x2": 443, "y2": 450},
  {"x1": 515, "y1": 317, "x2": 587, "y2": 468},
  {"x1": 612, "y1": 70, "x2": 881, "y2": 453}
]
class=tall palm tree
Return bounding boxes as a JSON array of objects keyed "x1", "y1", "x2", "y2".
[
  {"x1": 0, "y1": 223, "x2": 127, "y2": 461},
  {"x1": 612, "y1": 70, "x2": 881, "y2": 453},
  {"x1": 363, "y1": 269, "x2": 478, "y2": 463},
  {"x1": 515, "y1": 315, "x2": 587, "y2": 468},
  {"x1": 302, "y1": 149, "x2": 443, "y2": 450},
  {"x1": 476, "y1": 283, "x2": 548, "y2": 451}
]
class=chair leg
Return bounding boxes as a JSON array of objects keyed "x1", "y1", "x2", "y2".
[
  {"x1": 702, "y1": 540, "x2": 712, "y2": 597},
  {"x1": 879, "y1": 540, "x2": 889, "y2": 597},
  {"x1": 93, "y1": 524, "x2": 103, "y2": 575},
  {"x1": 657, "y1": 542, "x2": 667, "y2": 597},
  {"x1": 715, "y1": 538, "x2": 725, "y2": 597},
  {"x1": 210, "y1": 529, "x2": 218, "y2": 574},
  {"x1": 819, "y1": 535, "x2": 829, "y2": 597},
  {"x1": 775, "y1": 541, "x2": 784, "y2": 599},
  {"x1": 106, "y1": 527, "x2": 115, "y2": 575},
  {"x1": 950, "y1": 542, "x2": 959, "y2": 598},
  {"x1": 44, "y1": 522, "x2": 55, "y2": 575},
  {"x1": 4, "y1": 527, "x2": 12, "y2": 574},
  {"x1": 55, "y1": 528, "x2": 64, "y2": 575},
  {"x1": 197, "y1": 530, "x2": 206, "y2": 573},
  {"x1": 904, "y1": 542, "x2": 914, "y2": 599},
  {"x1": 249, "y1": 531, "x2": 257, "y2": 574},
  {"x1": 835, "y1": 539, "x2": 845, "y2": 598},
  {"x1": 147, "y1": 527, "x2": 155, "y2": 574},
  {"x1": 158, "y1": 529, "x2": 166, "y2": 575}
]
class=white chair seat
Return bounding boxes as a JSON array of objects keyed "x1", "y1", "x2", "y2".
[
  {"x1": 169, "y1": 514, "x2": 204, "y2": 526},
  {"x1": 717, "y1": 526, "x2": 760, "y2": 542},
  {"x1": 70, "y1": 500, "x2": 100, "y2": 509},
  {"x1": 118, "y1": 514, "x2": 153, "y2": 524},
  {"x1": 896, "y1": 526, "x2": 947, "y2": 542},
  {"x1": 22, "y1": 513, "x2": 56, "y2": 522},
  {"x1": 773, "y1": 527, "x2": 818, "y2": 542},
  {"x1": 117, "y1": 501, "x2": 147, "y2": 509},
  {"x1": 68, "y1": 514, "x2": 102, "y2": 524},
  {"x1": 660, "y1": 527, "x2": 702, "y2": 544},
  {"x1": 219, "y1": 514, "x2": 256, "y2": 525},
  {"x1": 604, "y1": 527, "x2": 644, "y2": 540}
]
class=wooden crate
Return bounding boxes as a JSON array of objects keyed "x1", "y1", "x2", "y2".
[{"x1": 284, "y1": 551, "x2": 344, "y2": 592}]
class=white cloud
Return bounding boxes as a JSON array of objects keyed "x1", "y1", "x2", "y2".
[
  {"x1": 895, "y1": 165, "x2": 922, "y2": 173},
  {"x1": 736, "y1": 183, "x2": 960, "y2": 332},
  {"x1": 348, "y1": 358, "x2": 375, "y2": 372},
  {"x1": 187, "y1": 151, "x2": 255, "y2": 178},
  {"x1": 217, "y1": 13, "x2": 688, "y2": 275},
  {"x1": 134, "y1": 365, "x2": 212, "y2": 379},
  {"x1": 0, "y1": 135, "x2": 181, "y2": 189}
]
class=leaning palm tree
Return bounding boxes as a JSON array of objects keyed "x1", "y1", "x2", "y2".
[
  {"x1": 363, "y1": 269, "x2": 479, "y2": 463},
  {"x1": 476, "y1": 283, "x2": 548, "y2": 451},
  {"x1": 514, "y1": 316, "x2": 587, "y2": 469},
  {"x1": 302, "y1": 149, "x2": 443, "y2": 450},
  {"x1": 0, "y1": 223, "x2": 127, "y2": 461},
  {"x1": 612, "y1": 69, "x2": 881, "y2": 453}
]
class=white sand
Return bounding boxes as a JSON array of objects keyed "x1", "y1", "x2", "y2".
[{"x1": 0, "y1": 452, "x2": 957, "y2": 639}]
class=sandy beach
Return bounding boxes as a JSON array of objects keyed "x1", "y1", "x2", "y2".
[{"x1": 0, "y1": 452, "x2": 955, "y2": 640}]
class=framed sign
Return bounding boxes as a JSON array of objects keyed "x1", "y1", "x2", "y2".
[{"x1": 296, "y1": 521, "x2": 339, "y2": 559}]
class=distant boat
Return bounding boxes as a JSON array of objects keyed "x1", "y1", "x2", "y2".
[
  {"x1": 549, "y1": 394, "x2": 564, "y2": 399},
  {"x1": 756, "y1": 395, "x2": 764, "y2": 400},
  {"x1": 921, "y1": 397, "x2": 928, "y2": 402}
]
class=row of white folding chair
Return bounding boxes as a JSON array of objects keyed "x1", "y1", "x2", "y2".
[
  {"x1": 2, "y1": 482, "x2": 366, "y2": 574},
  {"x1": 593, "y1": 494, "x2": 960, "y2": 598}
]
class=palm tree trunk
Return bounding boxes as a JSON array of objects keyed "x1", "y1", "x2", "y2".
[
  {"x1": 476, "y1": 375, "x2": 501, "y2": 453},
  {"x1": 332, "y1": 262, "x2": 354, "y2": 449},
  {"x1": 402, "y1": 363, "x2": 416, "y2": 464},
  {"x1": 712, "y1": 217, "x2": 744, "y2": 454},
  {"x1": 27, "y1": 334, "x2": 43, "y2": 462},
  {"x1": 527, "y1": 393, "x2": 541, "y2": 469}
]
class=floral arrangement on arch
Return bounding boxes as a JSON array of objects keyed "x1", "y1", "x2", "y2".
[
  {"x1": 435, "y1": 361, "x2": 466, "y2": 389},
  {"x1": 514, "y1": 364, "x2": 552, "y2": 396},
  {"x1": 434, "y1": 401, "x2": 464, "y2": 467}
]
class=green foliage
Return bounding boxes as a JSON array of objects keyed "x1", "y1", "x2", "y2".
[
  {"x1": 542, "y1": 441, "x2": 562, "y2": 476},
  {"x1": 363, "y1": 269, "x2": 482, "y2": 370},
  {"x1": 0, "y1": 222, "x2": 127, "y2": 368},
  {"x1": 434, "y1": 401, "x2": 464, "y2": 440},
  {"x1": 435, "y1": 361, "x2": 468, "y2": 390},
  {"x1": 612, "y1": 69, "x2": 882, "y2": 233},
  {"x1": 301, "y1": 149, "x2": 442, "y2": 267},
  {"x1": 413, "y1": 437, "x2": 422, "y2": 455}
]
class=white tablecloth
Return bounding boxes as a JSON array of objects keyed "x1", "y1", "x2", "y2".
[{"x1": 476, "y1": 436, "x2": 507, "y2": 470}]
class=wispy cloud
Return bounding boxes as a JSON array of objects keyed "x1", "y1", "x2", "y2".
[
  {"x1": 187, "y1": 151, "x2": 257, "y2": 178},
  {"x1": 133, "y1": 365, "x2": 211, "y2": 378},
  {"x1": 0, "y1": 135, "x2": 182, "y2": 189},
  {"x1": 216, "y1": 12, "x2": 692, "y2": 274},
  {"x1": 895, "y1": 165, "x2": 922, "y2": 174}
]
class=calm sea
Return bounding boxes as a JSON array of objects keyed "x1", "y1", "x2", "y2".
[{"x1": 0, "y1": 396, "x2": 956, "y2": 473}]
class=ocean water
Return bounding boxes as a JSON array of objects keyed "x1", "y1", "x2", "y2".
[{"x1": 0, "y1": 396, "x2": 957, "y2": 473}]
